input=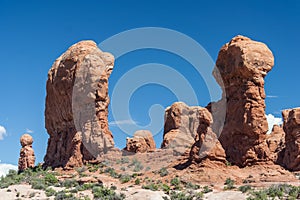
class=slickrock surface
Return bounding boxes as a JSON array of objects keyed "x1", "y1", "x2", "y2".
[
  {"x1": 282, "y1": 108, "x2": 300, "y2": 171},
  {"x1": 126, "y1": 130, "x2": 156, "y2": 153},
  {"x1": 44, "y1": 40, "x2": 114, "y2": 168},
  {"x1": 214, "y1": 35, "x2": 274, "y2": 166},
  {"x1": 18, "y1": 134, "x2": 35, "y2": 172}
]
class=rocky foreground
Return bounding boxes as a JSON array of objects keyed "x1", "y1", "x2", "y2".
[{"x1": 1, "y1": 35, "x2": 299, "y2": 199}]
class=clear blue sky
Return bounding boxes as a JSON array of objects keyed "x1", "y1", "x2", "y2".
[{"x1": 0, "y1": 0, "x2": 299, "y2": 166}]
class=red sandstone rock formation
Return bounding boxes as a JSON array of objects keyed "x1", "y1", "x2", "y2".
[
  {"x1": 162, "y1": 102, "x2": 226, "y2": 161},
  {"x1": 266, "y1": 125, "x2": 285, "y2": 164},
  {"x1": 161, "y1": 102, "x2": 201, "y2": 153},
  {"x1": 126, "y1": 130, "x2": 156, "y2": 153},
  {"x1": 44, "y1": 41, "x2": 114, "y2": 168},
  {"x1": 189, "y1": 106, "x2": 226, "y2": 163},
  {"x1": 18, "y1": 134, "x2": 35, "y2": 172},
  {"x1": 214, "y1": 35, "x2": 274, "y2": 166},
  {"x1": 282, "y1": 108, "x2": 300, "y2": 171}
]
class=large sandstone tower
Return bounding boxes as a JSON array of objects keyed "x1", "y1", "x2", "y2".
[
  {"x1": 214, "y1": 36, "x2": 274, "y2": 166},
  {"x1": 44, "y1": 41, "x2": 114, "y2": 168}
]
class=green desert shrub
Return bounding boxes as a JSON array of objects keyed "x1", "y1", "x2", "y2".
[
  {"x1": 224, "y1": 178, "x2": 235, "y2": 190},
  {"x1": 119, "y1": 174, "x2": 131, "y2": 183},
  {"x1": 105, "y1": 167, "x2": 120, "y2": 178},
  {"x1": 170, "y1": 177, "x2": 180, "y2": 187},
  {"x1": 92, "y1": 185, "x2": 125, "y2": 199},
  {"x1": 159, "y1": 167, "x2": 169, "y2": 177},
  {"x1": 62, "y1": 178, "x2": 79, "y2": 188},
  {"x1": 238, "y1": 185, "x2": 252, "y2": 193},
  {"x1": 45, "y1": 173, "x2": 58, "y2": 185},
  {"x1": 202, "y1": 185, "x2": 213, "y2": 193},
  {"x1": 142, "y1": 183, "x2": 159, "y2": 191},
  {"x1": 135, "y1": 178, "x2": 140, "y2": 185},
  {"x1": 169, "y1": 190, "x2": 204, "y2": 200},
  {"x1": 185, "y1": 182, "x2": 200, "y2": 190},
  {"x1": 45, "y1": 187, "x2": 57, "y2": 197},
  {"x1": 54, "y1": 190, "x2": 75, "y2": 200}
]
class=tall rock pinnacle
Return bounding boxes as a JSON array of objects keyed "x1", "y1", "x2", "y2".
[
  {"x1": 44, "y1": 41, "x2": 114, "y2": 168},
  {"x1": 214, "y1": 35, "x2": 274, "y2": 166}
]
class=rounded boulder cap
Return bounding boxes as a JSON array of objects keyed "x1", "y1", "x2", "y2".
[{"x1": 20, "y1": 134, "x2": 33, "y2": 147}]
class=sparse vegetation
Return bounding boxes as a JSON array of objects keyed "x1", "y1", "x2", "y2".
[
  {"x1": 117, "y1": 157, "x2": 130, "y2": 164},
  {"x1": 45, "y1": 187, "x2": 57, "y2": 197},
  {"x1": 134, "y1": 178, "x2": 140, "y2": 185},
  {"x1": 169, "y1": 190, "x2": 204, "y2": 200},
  {"x1": 202, "y1": 185, "x2": 213, "y2": 193},
  {"x1": 127, "y1": 158, "x2": 144, "y2": 172},
  {"x1": 142, "y1": 183, "x2": 159, "y2": 191},
  {"x1": 225, "y1": 160, "x2": 232, "y2": 166},
  {"x1": 92, "y1": 185, "x2": 125, "y2": 199},
  {"x1": 170, "y1": 177, "x2": 180, "y2": 187},
  {"x1": 119, "y1": 174, "x2": 131, "y2": 183},
  {"x1": 185, "y1": 182, "x2": 200, "y2": 190},
  {"x1": 224, "y1": 178, "x2": 235, "y2": 190},
  {"x1": 104, "y1": 167, "x2": 120, "y2": 178},
  {"x1": 62, "y1": 178, "x2": 79, "y2": 188},
  {"x1": 159, "y1": 167, "x2": 169, "y2": 177},
  {"x1": 246, "y1": 184, "x2": 300, "y2": 200},
  {"x1": 239, "y1": 185, "x2": 252, "y2": 193}
]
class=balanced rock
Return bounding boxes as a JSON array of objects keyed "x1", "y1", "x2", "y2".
[
  {"x1": 126, "y1": 130, "x2": 156, "y2": 153},
  {"x1": 18, "y1": 134, "x2": 35, "y2": 172},
  {"x1": 44, "y1": 41, "x2": 114, "y2": 168},
  {"x1": 214, "y1": 35, "x2": 274, "y2": 166},
  {"x1": 282, "y1": 108, "x2": 300, "y2": 171}
]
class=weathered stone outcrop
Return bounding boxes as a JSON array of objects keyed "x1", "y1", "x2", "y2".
[
  {"x1": 18, "y1": 134, "x2": 35, "y2": 172},
  {"x1": 44, "y1": 41, "x2": 114, "y2": 168},
  {"x1": 282, "y1": 108, "x2": 300, "y2": 171},
  {"x1": 266, "y1": 125, "x2": 285, "y2": 164},
  {"x1": 126, "y1": 130, "x2": 156, "y2": 153},
  {"x1": 161, "y1": 102, "x2": 200, "y2": 153},
  {"x1": 214, "y1": 35, "x2": 274, "y2": 166},
  {"x1": 189, "y1": 106, "x2": 226, "y2": 163},
  {"x1": 162, "y1": 102, "x2": 226, "y2": 161}
]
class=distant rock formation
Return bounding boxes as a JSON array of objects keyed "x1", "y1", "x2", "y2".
[
  {"x1": 161, "y1": 102, "x2": 226, "y2": 161},
  {"x1": 161, "y1": 102, "x2": 201, "y2": 153},
  {"x1": 189, "y1": 106, "x2": 226, "y2": 163},
  {"x1": 282, "y1": 108, "x2": 300, "y2": 171},
  {"x1": 44, "y1": 41, "x2": 114, "y2": 168},
  {"x1": 18, "y1": 134, "x2": 35, "y2": 172},
  {"x1": 126, "y1": 130, "x2": 156, "y2": 153},
  {"x1": 266, "y1": 125, "x2": 285, "y2": 164},
  {"x1": 214, "y1": 35, "x2": 274, "y2": 166}
]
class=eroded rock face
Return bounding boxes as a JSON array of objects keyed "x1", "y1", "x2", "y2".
[
  {"x1": 282, "y1": 108, "x2": 300, "y2": 171},
  {"x1": 18, "y1": 134, "x2": 35, "y2": 172},
  {"x1": 214, "y1": 35, "x2": 274, "y2": 166},
  {"x1": 189, "y1": 107, "x2": 226, "y2": 163},
  {"x1": 266, "y1": 125, "x2": 285, "y2": 164},
  {"x1": 162, "y1": 102, "x2": 226, "y2": 161},
  {"x1": 126, "y1": 130, "x2": 156, "y2": 153},
  {"x1": 161, "y1": 102, "x2": 201, "y2": 153},
  {"x1": 44, "y1": 41, "x2": 114, "y2": 168}
]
